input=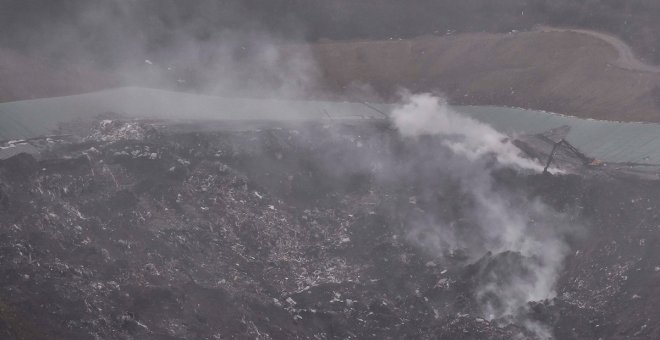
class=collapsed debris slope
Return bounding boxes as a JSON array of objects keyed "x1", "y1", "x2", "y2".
[{"x1": 1, "y1": 119, "x2": 660, "y2": 339}]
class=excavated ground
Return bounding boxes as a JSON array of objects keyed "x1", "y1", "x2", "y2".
[{"x1": 1, "y1": 119, "x2": 660, "y2": 339}]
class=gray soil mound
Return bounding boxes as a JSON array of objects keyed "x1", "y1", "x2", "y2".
[{"x1": 1, "y1": 119, "x2": 660, "y2": 339}]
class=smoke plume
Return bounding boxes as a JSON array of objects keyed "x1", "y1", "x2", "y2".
[
  {"x1": 391, "y1": 92, "x2": 573, "y2": 338},
  {"x1": 391, "y1": 92, "x2": 544, "y2": 172}
]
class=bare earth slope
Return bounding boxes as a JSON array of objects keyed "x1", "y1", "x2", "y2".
[
  {"x1": 3, "y1": 28, "x2": 660, "y2": 123},
  {"x1": 536, "y1": 26, "x2": 660, "y2": 74},
  {"x1": 0, "y1": 48, "x2": 118, "y2": 102},
  {"x1": 312, "y1": 30, "x2": 660, "y2": 122}
]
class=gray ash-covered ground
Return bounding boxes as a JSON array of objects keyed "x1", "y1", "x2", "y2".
[{"x1": 2, "y1": 118, "x2": 660, "y2": 339}]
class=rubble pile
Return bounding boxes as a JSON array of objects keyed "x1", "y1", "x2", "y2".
[
  {"x1": 84, "y1": 120, "x2": 155, "y2": 143},
  {"x1": 1, "y1": 119, "x2": 660, "y2": 339}
]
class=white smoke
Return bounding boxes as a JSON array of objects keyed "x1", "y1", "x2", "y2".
[
  {"x1": 391, "y1": 92, "x2": 544, "y2": 172},
  {"x1": 391, "y1": 92, "x2": 571, "y2": 339}
]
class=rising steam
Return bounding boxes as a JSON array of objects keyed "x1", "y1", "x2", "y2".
[
  {"x1": 391, "y1": 92, "x2": 544, "y2": 172},
  {"x1": 4, "y1": 1, "x2": 572, "y2": 335},
  {"x1": 391, "y1": 93, "x2": 573, "y2": 339}
]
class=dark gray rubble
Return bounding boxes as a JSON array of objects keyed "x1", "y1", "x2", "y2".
[{"x1": 1, "y1": 119, "x2": 660, "y2": 339}]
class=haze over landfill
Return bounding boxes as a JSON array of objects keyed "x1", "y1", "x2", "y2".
[{"x1": 2, "y1": 1, "x2": 660, "y2": 339}]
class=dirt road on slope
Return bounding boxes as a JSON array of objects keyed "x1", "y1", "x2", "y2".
[
  {"x1": 3, "y1": 28, "x2": 660, "y2": 123},
  {"x1": 310, "y1": 30, "x2": 660, "y2": 122},
  {"x1": 537, "y1": 26, "x2": 660, "y2": 74}
]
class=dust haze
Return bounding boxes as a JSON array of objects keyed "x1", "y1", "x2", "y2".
[
  {"x1": 1, "y1": 1, "x2": 321, "y2": 99},
  {"x1": 6, "y1": 2, "x2": 650, "y2": 340},
  {"x1": 8, "y1": 1, "x2": 574, "y2": 336},
  {"x1": 386, "y1": 93, "x2": 575, "y2": 337}
]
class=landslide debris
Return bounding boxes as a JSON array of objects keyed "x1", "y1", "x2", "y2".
[{"x1": 1, "y1": 119, "x2": 660, "y2": 339}]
